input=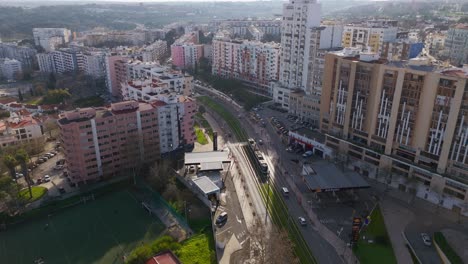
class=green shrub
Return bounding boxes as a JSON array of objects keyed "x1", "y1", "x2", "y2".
[{"x1": 434, "y1": 232, "x2": 463, "y2": 264}]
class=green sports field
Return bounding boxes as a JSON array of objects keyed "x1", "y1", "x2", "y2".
[{"x1": 0, "y1": 191, "x2": 165, "y2": 264}]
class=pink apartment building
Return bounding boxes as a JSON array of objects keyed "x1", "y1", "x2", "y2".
[
  {"x1": 58, "y1": 101, "x2": 161, "y2": 185},
  {"x1": 170, "y1": 32, "x2": 204, "y2": 69},
  {"x1": 105, "y1": 55, "x2": 128, "y2": 98}
]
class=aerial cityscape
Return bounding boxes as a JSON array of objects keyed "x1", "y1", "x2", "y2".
[{"x1": 0, "y1": 0, "x2": 467, "y2": 263}]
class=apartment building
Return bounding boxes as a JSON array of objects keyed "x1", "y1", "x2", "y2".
[
  {"x1": 140, "y1": 40, "x2": 168, "y2": 63},
  {"x1": 105, "y1": 55, "x2": 127, "y2": 98},
  {"x1": 0, "y1": 43, "x2": 37, "y2": 70},
  {"x1": 209, "y1": 19, "x2": 281, "y2": 38},
  {"x1": 211, "y1": 37, "x2": 280, "y2": 96},
  {"x1": 381, "y1": 41, "x2": 424, "y2": 61},
  {"x1": 0, "y1": 58, "x2": 22, "y2": 81},
  {"x1": 271, "y1": 0, "x2": 322, "y2": 109},
  {"x1": 36, "y1": 49, "x2": 80, "y2": 74},
  {"x1": 58, "y1": 101, "x2": 161, "y2": 184},
  {"x1": 33, "y1": 28, "x2": 72, "y2": 52},
  {"x1": 171, "y1": 32, "x2": 204, "y2": 70},
  {"x1": 320, "y1": 49, "x2": 468, "y2": 203},
  {"x1": 443, "y1": 24, "x2": 468, "y2": 66},
  {"x1": 426, "y1": 31, "x2": 446, "y2": 58},
  {"x1": 82, "y1": 52, "x2": 106, "y2": 78},
  {"x1": 288, "y1": 23, "x2": 343, "y2": 125},
  {"x1": 342, "y1": 20, "x2": 398, "y2": 54},
  {"x1": 0, "y1": 112, "x2": 44, "y2": 148}
]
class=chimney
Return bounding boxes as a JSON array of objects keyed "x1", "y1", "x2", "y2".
[{"x1": 213, "y1": 131, "x2": 218, "y2": 151}]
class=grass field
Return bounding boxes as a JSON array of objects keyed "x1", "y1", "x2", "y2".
[
  {"x1": 19, "y1": 186, "x2": 48, "y2": 203},
  {"x1": 0, "y1": 191, "x2": 165, "y2": 264},
  {"x1": 194, "y1": 124, "x2": 209, "y2": 145},
  {"x1": 354, "y1": 205, "x2": 397, "y2": 264}
]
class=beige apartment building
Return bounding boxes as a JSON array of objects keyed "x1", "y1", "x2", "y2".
[{"x1": 320, "y1": 50, "x2": 468, "y2": 202}]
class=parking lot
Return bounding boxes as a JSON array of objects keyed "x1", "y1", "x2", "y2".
[{"x1": 16, "y1": 142, "x2": 74, "y2": 198}]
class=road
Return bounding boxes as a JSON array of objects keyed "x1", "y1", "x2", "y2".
[{"x1": 195, "y1": 86, "x2": 343, "y2": 264}]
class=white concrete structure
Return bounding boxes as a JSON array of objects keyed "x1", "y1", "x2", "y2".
[
  {"x1": 33, "y1": 28, "x2": 72, "y2": 52},
  {"x1": 0, "y1": 112, "x2": 44, "y2": 148},
  {"x1": 140, "y1": 40, "x2": 168, "y2": 62},
  {"x1": 83, "y1": 52, "x2": 106, "y2": 78},
  {"x1": 0, "y1": 58, "x2": 22, "y2": 81},
  {"x1": 37, "y1": 49, "x2": 81, "y2": 74}
]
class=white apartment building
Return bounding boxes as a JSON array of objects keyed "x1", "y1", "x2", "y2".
[
  {"x1": 83, "y1": 52, "x2": 106, "y2": 78},
  {"x1": 0, "y1": 58, "x2": 22, "y2": 81},
  {"x1": 140, "y1": 40, "x2": 168, "y2": 62},
  {"x1": 342, "y1": 20, "x2": 398, "y2": 53},
  {"x1": 37, "y1": 49, "x2": 80, "y2": 74},
  {"x1": 444, "y1": 24, "x2": 468, "y2": 66},
  {"x1": 33, "y1": 28, "x2": 72, "y2": 52},
  {"x1": 0, "y1": 112, "x2": 44, "y2": 148},
  {"x1": 212, "y1": 37, "x2": 280, "y2": 96},
  {"x1": 0, "y1": 43, "x2": 37, "y2": 70}
]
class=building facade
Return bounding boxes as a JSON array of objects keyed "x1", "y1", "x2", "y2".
[
  {"x1": 58, "y1": 101, "x2": 161, "y2": 184},
  {"x1": 0, "y1": 43, "x2": 37, "y2": 70},
  {"x1": 211, "y1": 37, "x2": 280, "y2": 96},
  {"x1": 444, "y1": 24, "x2": 468, "y2": 66},
  {"x1": 0, "y1": 112, "x2": 44, "y2": 148},
  {"x1": 320, "y1": 50, "x2": 468, "y2": 203},
  {"x1": 33, "y1": 28, "x2": 72, "y2": 52},
  {"x1": 342, "y1": 20, "x2": 398, "y2": 54},
  {"x1": 0, "y1": 58, "x2": 22, "y2": 81}
]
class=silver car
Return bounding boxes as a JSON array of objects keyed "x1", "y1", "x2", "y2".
[
  {"x1": 421, "y1": 233, "x2": 432, "y2": 246},
  {"x1": 298, "y1": 217, "x2": 307, "y2": 226}
]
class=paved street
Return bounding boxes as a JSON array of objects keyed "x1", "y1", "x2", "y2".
[{"x1": 196, "y1": 86, "x2": 344, "y2": 264}]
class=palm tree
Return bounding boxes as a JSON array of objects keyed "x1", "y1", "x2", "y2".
[{"x1": 15, "y1": 149, "x2": 32, "y2": 198}]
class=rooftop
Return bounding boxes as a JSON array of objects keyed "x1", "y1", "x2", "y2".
[
  {"x1": 184, "y1": 151, "x2": 230, "y2": 165},
  {"x1": 145, "y1": 250, "x2": 181, "y2": 264},
  {"x1": 291, "y1": 128, "x2": 326, "y2": 143},
  {"x1": 192, "y1": 176, "x2": 220, "y2": 195},
  {"x1": 302, "y1": 160, "x2": 370, "y2": 192}
]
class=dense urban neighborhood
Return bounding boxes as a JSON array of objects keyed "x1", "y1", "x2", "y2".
[{"x1": 0, "y1": 0, "x2": 467, "y2": 264}]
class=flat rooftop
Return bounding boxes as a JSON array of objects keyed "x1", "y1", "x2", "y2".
[
  {"x1": 184, "y1": 151, "x2": 230, "y2": 165},
  {"x1": 302, "y1": 160, "x2": 370, "y2": 192},
  {"x1": 193, "y1": 176, "x2": 220, "y2": 195}
]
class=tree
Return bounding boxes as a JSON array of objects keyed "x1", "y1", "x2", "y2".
[
  {"x1": 249, "y1": 220, "x2": 298, "y2": 264},
  {"x1": 48, "y1": 73, "x2": 56, "y2": 90},
  {"x1": 148, "y1": 159, "x2": 171, "y2": 193},
  {"x1": 2, "y1": 155, "x2": 17, "y2": 180},
  {"x1": 17, "y1": 89, "x2": 23, "y2": 102},
  {"x1": 0, "y1": 175, "x2": 20, "y2": 214},
  {"x1": 42, "y1": 89, "x2": 71, "y2": 104},
  {"x1": 15, "y1": 149, "x2": 32, "y2": 198},
  {"x1": 198, "y1": 105, "x2": 206, "y2": 114}
]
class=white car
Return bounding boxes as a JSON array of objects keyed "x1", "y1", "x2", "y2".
[
  {"x1": 298, "y1": 217, "x2": 307, "y2": 226},
  {"x1": 421, "y1": 233, "x2": 432, "y2": 246},
  {"x1": 302, "y1": 151, "x2": 313, "y2": 158},
  {"x1": 43, "y1": 175, "x2": 51, "y2": 182}
]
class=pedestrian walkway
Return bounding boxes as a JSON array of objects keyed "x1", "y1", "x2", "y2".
[
  {"x1": 380, "y1": 199, "x2": 414, "y2": 264},
  {"x1": 219, "y1": 234, "x2": 242, "y2": 264}
]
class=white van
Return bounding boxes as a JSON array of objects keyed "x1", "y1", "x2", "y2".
[{"x1": 282, "y1": 187, "x2": 289, "y2": 197}]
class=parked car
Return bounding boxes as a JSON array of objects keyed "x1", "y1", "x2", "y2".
[
  {"x1": 56, "y1": 159, "x2": 65, "y2": 165},
  {"x1": 216, "y1": 212, "x2": 228, "y2": 226},
  {"x1": 286, "y1": 147, "x2": 294, "y2": 153},
  {"x1": 15, "y1": 173, "x2": 24, "y2": 178},
  {"x1": 36, "y1": 178, "x2": 42, "y2": 184},
  {"x1": 421, "y1": 233, "x2": 432, "y2": 246},
  {"x1": 58, "y1": 187, "x2": 66, "y2": 194},
  {"x1": 298, "y1": 217, "x2": 307, "y2": 226},
  {"x1": 258, "y1": 139, "x2": 264, "y2": 145},
  {"x1": 37, "y1": 158, "x2": 45, "y2": 164},
  {"x1": 43, "y1": 175, "x2": 51, "y2": 182},
  {"x1": 54, "y1": 165, "x2": 64, "y2": 170},
  {"x1": 302, "y1": 151, "x2": 314, "y2": 158},
  {"x1": 282, "y1": 187, "x2": 289, "y2": 197}
]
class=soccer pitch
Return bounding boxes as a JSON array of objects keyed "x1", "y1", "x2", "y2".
[{"x1": 0, "y1": 190, "x2": 165, "y2": 264}]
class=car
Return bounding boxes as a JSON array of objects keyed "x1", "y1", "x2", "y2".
[
  {"x1": 258, "y1": 139, "x2": 264, "y2": 145},
  {"x1": 36, "y1": 178, "x2": 42, "y2": 184},
  {"x1": 54, "y1": 165, "x2": 64, "y2": 170},
  {"x1": 15, "y1": 173, "x2": 24, "y2": 178},
  {"x1": 56, "y1": 159, "x2": 65, "y2": 165},
  {"x1": 43, "y1": 175, "x2": 51, "y2": 182},
  {"x1": 41, "y1": 156, "x2": 49, "y2": 160},
  {"x1": 37, "y1": 158, "x2": 45, "y2": 164},
  {"x1": 286, "y1": 147, "x2": 294, "y2": 153},
  {"x1": 216, "y1": 212, "x2": 228, "y2": 226},
  {"x1": 50, "y1": 151, "x2": 57, "y2": 155},
  {"x1": 282, "y1": 187, "x2": 289, "y2": 197},
  {"x1": 421, "y1": 233, "x2": 432, "y2": 246},
  {"x1": 298, "y1": 217, "x2": 307, "y2": 226},
  {"x1": 58, "y1": 187, "x2": 66, "y2": 194},
  {"x1": 302, "y1": 151, "x2": 314, "y2": 158}
]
